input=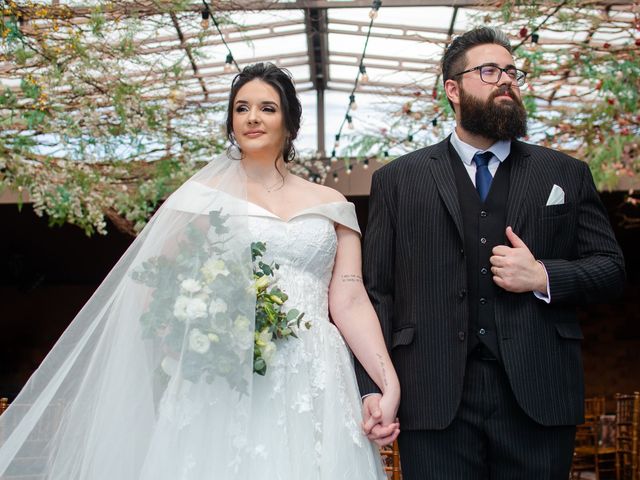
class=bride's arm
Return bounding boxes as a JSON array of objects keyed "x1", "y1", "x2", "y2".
[{"x1": 328, "y1": 225, "x2": 401, "y2": 427}]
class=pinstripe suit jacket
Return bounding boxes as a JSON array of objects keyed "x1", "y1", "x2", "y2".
[{"x1": 356, "y1": 137, "x2": 625, "y2": 430}]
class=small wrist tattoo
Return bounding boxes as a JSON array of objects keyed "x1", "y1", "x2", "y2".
[{"x1": 340, "y1": 274, "x2": 363, "y2": 283}]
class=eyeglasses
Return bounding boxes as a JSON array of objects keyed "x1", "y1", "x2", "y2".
[{"x1": 453, "y1": 63, "x2": 528, "y2": 87}]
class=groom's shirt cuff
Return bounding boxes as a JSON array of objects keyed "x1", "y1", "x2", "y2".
[{"x1": 533, "y1": 260, "x2": 551, "y2": 304}]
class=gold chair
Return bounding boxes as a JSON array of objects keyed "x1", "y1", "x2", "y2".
[
  {"x1": 380, "y1": 440, "x2": 402, "y2": 480},
  {"x1": 615, "y1": 392, "x2": 639, "y2": 480}
]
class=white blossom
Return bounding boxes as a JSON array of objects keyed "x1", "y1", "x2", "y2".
[
  {"x1": 188, "y1": 328, "x2": 211, "y2": 354},
  {"x1": 201, "y1": 259, "x2": 230, "y2": 283},
  {"x1": 180, "y1": 278, "x2": 202, "y2": 293},
  {"x1": 173, "y1": 296, "x2": 207, "y2": 321}
]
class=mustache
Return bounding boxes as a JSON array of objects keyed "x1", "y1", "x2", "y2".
[{"x1": 491, "y1": 84, "x2": 515, "y2": 99}]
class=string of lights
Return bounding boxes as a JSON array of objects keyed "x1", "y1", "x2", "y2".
[
  {"x1": 329, "y1": 0, "x2": 381, "y2": 165},
  {"x1": 328, "y1": 4, "x2": 549, "y2": 185},
  {"x1": 201, "y1": 0, "x2": 240, "y2": 73},
  {"x1": 327, "y1": 0, "x2": 448, "y2": 184}
]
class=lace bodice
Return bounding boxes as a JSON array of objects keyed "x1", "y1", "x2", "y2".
[{"x1": 246, "y1": 201, "x2": 360, "y2": 323}]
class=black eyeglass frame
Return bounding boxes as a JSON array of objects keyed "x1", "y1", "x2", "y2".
[{"x1": 452, "y1": 63, "x2": 528, "y2": 87}]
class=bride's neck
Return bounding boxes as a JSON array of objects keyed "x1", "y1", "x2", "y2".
[{"x1": 241, "y1": 154, "x2": 286, "y2": 179}]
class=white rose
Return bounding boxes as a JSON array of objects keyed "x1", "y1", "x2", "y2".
[
  {"x1": 173, "y1": 295, "x2": 190, "y2": 321},
  {"x1": 234, "y1": 315, "x2": 250, "y2": 331},
  {"x1": 255, "y1": 328, "x2": 272, "y2": 347},
  {"x1": 160, "y1": 356, "x2": 178, "y2": 376},
  {"x1": 180, "y1": 278, "x2": 202, "y2": 293},
  {"x1": 233, "y1": 315, "x2": 253, "y2": 344},
  {"x1": 188, "y1": 328, "x2": 211, "y2": 354},
  {"x1": 208, "y1": 298, "x2": 228, "y2": 315},
  {"x1": 261, "y1": 341, "x2": 277, "y2": 363},
  {"x1": 201, "y1": 259, "x2": 230, "y2": 283},
  {"x1": 184, "y1": 297, "x2": 208, "y2": 320}
]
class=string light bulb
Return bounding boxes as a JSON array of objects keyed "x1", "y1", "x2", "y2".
[
  {"x1": 346, "y1": 165, "x2": 353, "y2": 175},
  {"x1": 334, "y1": 134, "x2": 341, "y2": 149},
  {"x1": 369, "y1": 0, "x2": 382, "y2": 20},
  {"x1": 359, "y1": 64, "x2": 369, "y2": 84},
  {"x1": 349, "y1": 94, "x2": 358, "y2": 111},
  {"x1": 331, "y1": 150, "x2": 337, "y2": 163},
  {"x1": 333, "y1": 172, "x2": 339, "y2": 183},
  {"x1": 363, "y1": 158, "x2": 369, "y2": 169},
  {"x1": 224, "y1": 53, "x2": 234, "y2": 73},
  {"x1": 201, "y1": 10, "x2": 210, "y2": 29},
  {"x1": 347, "y1": 114, "x2": 354, "y2": 130}
]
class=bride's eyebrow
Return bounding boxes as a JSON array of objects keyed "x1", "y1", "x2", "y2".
[{"x1": 234, "y1": 99, "x2": 279, "y2": 108}]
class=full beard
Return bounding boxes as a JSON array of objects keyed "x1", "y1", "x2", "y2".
[{"x1": 459, "y1": 84, "x2": 528, "y2": 141}]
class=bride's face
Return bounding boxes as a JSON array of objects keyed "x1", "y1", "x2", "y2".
[{"x1": 232, "y1": 79, "x2": 287, "y2": 159}]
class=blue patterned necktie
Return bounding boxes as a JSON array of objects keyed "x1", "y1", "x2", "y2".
[{"x1": 473, "y1": 151, "x2": 494, "y2": 202}]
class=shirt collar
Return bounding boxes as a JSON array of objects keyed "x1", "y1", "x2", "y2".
[{"x1": 450, "y1": 129, "x2": 511, "y2": 166}]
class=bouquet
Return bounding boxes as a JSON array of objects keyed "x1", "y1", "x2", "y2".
[{"x1": 131, "y1": 209, "x2": 308, "y2": 391}]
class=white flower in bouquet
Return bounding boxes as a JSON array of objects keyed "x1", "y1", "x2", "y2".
[
  {"x1": 174, "y1": 296, "x2": 208, "y2": 321},
  {"x1": 160, "y1": 356, "x2": 178, "y2": 376},
  {"x1": 207, "y1": 333, "x2": 220, "y2": 343},
  {"x1": 208, "y1": 298, "x2": 228, "y2": 315},
  {"x1": 188, "y1": 328, "x2": 211, "y2": 354},
  {"x1": 232, "y1": 315, "x2": 253, "y2": 345},
  {"x1": 180, "y1": 278, "x2": 202, "y2": 293},
  {"x1": 261, "y1": 341, "x2": 277, "y2": 363},
  {"x1": 201, "y1": 258, "x2": 230, "y2": 283}
]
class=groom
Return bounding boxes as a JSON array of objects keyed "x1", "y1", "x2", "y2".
[{"x1": 357, "y1": 27, "x2": 625, "y2": 479}]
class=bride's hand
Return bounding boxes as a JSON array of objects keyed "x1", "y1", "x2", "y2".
[{"x1": 362, "y1": 392, "x2": 400, "y2": 446}]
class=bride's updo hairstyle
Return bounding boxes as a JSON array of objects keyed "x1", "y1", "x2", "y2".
[{"x1": 226, "y1": 62, "x2": 302, "y2": 163}]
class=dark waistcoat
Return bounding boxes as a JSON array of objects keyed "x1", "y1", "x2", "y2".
[{"x1": 449, "y1": 145, "x2": 512, "y2": 359}]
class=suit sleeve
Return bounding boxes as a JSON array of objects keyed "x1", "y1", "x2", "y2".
[
  {"x1": 355, "y1": 169, "x2": 396, "y2": 396},
  {"x1": 541, "y1": 161, "x2": 625, "y2": 304}
]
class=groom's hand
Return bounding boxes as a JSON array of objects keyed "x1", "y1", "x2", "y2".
[
  {"x1": 490, "y1": 227, "x2": 547, "y2": 294},
  {"x1": 362, "y1": 394, "x2": 400, "y2": 446}
]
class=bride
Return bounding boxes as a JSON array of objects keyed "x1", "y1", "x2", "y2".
[{"x1": 0, "y1": 62, "x2": 400, "y2": 479}]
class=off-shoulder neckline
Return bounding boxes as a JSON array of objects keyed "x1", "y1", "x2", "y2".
[
  {"x1": 191, "y1": 181, "x2": 353, "y2": 223},
  {"x1": 246, "y1": 199, "x2": 353, "y2": 223}
]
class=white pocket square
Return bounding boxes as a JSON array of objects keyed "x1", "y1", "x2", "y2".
[{"x1": 546, "y1": 184, "x2": 565, "y2": 206}]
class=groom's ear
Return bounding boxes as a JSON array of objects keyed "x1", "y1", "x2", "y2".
[{"x1": 444, "y1": 78, "x2": 460, "y2": 109}]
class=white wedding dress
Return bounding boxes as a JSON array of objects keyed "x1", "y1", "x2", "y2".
[
  {"x1": 138, "y1": 193, "x2": 387, "y2": 480},
  {"x1": 0, "y1": 168, "x2": 386, "y2": 480}
]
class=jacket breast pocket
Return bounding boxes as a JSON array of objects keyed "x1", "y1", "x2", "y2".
[
  {"x1": 540, "y1": 202, "x2": 572, "y2": 218},
  {"x1": 391, "y1": 326, "x2": 415, "y2": 349},
  {"x1": 554, "y1": 322, "x2": 584, "y2": 340}
]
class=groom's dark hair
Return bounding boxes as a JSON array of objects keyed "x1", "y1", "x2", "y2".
[{"x1": 441, "y1": 27, "x2": 513, "y2": 84}]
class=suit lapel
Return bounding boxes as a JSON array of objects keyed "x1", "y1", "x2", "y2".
[
  {"x1": 428, "y1": 138, "x2": 464, "y2": 242},
  {"x1": 505, "y1": 141, "x2": 532, "y2": 232}
]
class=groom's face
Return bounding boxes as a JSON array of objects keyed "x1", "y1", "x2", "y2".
[{"x1": 450, "y1": 43, "x2": 528, "y2": 141}]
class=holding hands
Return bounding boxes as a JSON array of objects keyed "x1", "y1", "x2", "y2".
[{"x1": 361, "y1": 392, "x2": 400, "y2": 447}]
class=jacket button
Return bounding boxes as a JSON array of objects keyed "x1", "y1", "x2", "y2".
[
  {"x1": 479, "y1": 328, "x2": 486, "y2": 336},
  {"x1": 480, "y1": 211, "x2": 488, "y2": 218},
  {"x1": 480, "y1": 267, "x2": 488, "y2": 275},
  {"x1": 480, "y1": 297, "x2": 487, "y2": 305},
  {"x1": 458, "y1": 331, "x2": 466, "y2": 341},
  {"x1": 480, "y1": 237, "x2": 487, "y2": 245},
  {"x1": 458, "y1": 289, "x2": 467, "y2": 299}
]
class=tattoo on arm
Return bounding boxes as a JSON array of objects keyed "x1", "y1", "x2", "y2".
[
  {"x1": 340, "y1": 274, "x2": 363, "y2": 283},
  {"x1": 376, "y1": 353, "x2": 389, "y2": 387}
]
